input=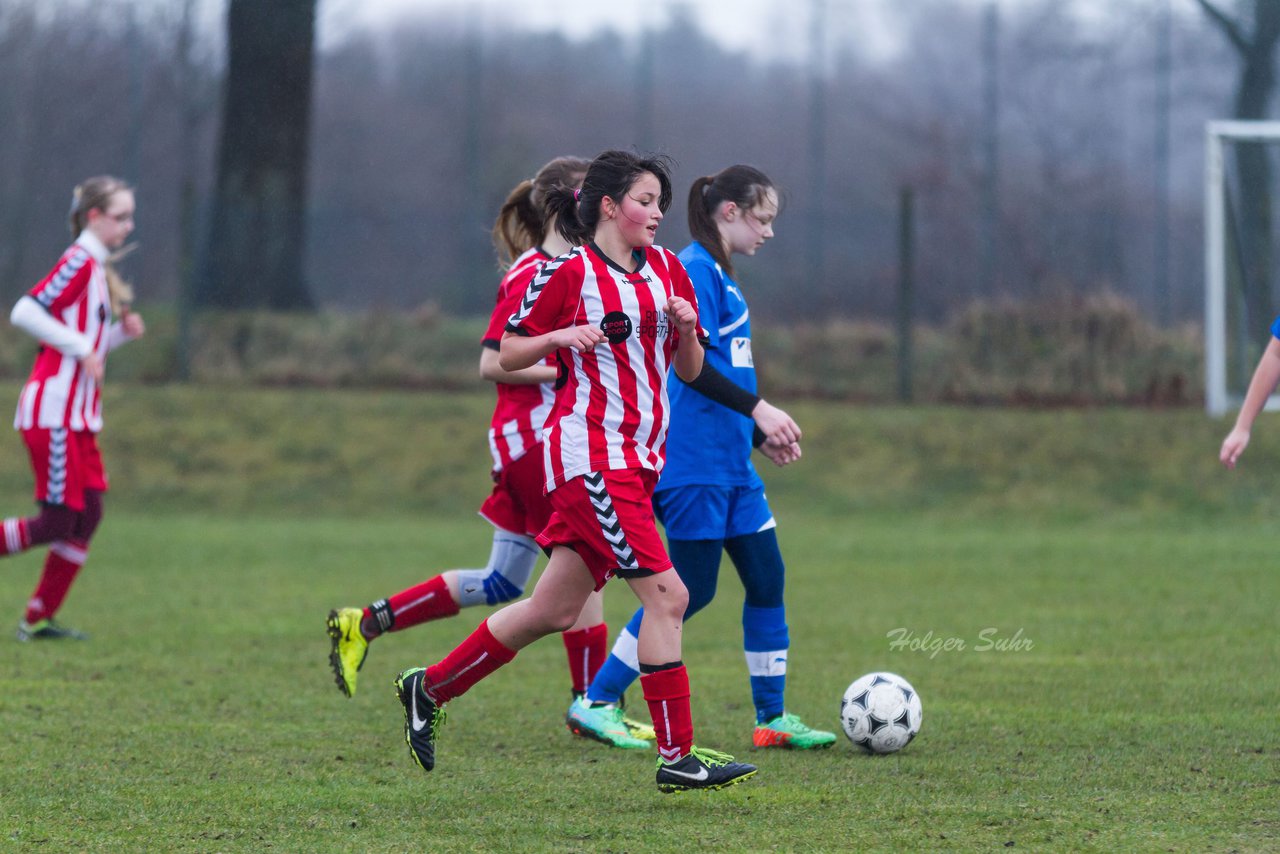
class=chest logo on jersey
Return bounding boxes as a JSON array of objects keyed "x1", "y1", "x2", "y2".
[
  {"x1": 601, "y1": 309, "x2": 672, "y2": 344},
  {"x1": 98, "y1": 305, "x2": 108, "y2": 323},
  {"x1": 600, "y1": 311, "x2": 634, "y2": 344}
]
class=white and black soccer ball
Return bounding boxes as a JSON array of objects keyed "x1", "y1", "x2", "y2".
[{"x1": 840, "y1": 671, "x2": 922, "y2": 754}]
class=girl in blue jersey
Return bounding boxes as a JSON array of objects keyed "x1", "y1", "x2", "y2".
[{"x1": 568, "y1": 165, "x2": 836, "y2": 750}]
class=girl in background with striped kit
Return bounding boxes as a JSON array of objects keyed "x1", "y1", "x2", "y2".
[{"x1": 2, "y1": 176, "x2": 146, "y2": 641}]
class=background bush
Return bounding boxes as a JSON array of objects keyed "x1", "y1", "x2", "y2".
[{"x1": 0, "y1": 294, "x2": 1202, "y2": 406}]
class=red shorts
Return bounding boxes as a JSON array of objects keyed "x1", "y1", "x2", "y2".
[
  {"x1": 478, "y1": 448, "x2": 553, "y2": 538},
  {"x1": 536, "y1": 469, "x2": 674, "y2": 592},
  {"x1": 22, "y1": 427, "x2": 108, "y2": 512}
]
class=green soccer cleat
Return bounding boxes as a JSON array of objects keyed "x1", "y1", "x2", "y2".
[
  {"x1": 16, "y1": 619, "x2": 88, "y2": 642},
  {"x1": 621, "y1": 711, "x2": 656, "y2": 741},
  {"x1": 566, "y1": 697, "x2": 651, "y2": 750},
  {"x1": 752, "y1": 712, "x2": 838, "y2": 750},
  {"x1": 326, "y1": 608, "x2": 369, "y2": 698},
  {"x1": 394, "y1": 667, "x2": 446, "y2": 772},
  {"x1": 655, "y1": 746, "x2": 758, "y2": 793}
]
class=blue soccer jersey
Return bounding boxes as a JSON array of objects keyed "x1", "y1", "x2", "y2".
[{"x1": 656, "y1": 242, "x2": 762, "y2": 492}]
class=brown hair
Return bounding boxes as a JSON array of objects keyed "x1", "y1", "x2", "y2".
[
  {"x1": 491, "y1": 156, "x2": 590, "y2": 268},
  {"x1": 69, "y1": 175, "x2": 135, "y2": 315},
  {"x1": 687, "y1": 165, "x2": 775, "y2": 279}
]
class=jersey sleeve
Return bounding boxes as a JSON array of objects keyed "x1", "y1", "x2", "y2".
[
  {"x1": 483, "y1": 269, "x2": 531, "y2": 347},
  {"x1": 680, "y1": 258, "x2": 718, "y2": 348},
  {"x1": 29, "y1": 248, "x2": 92, "y2": 314},
  {"x1": 668, "y1": 252, "x2": 710, "y2": 348},
  {"x1": 505, "y1": 253, "x2": 578, "y2": 338}
]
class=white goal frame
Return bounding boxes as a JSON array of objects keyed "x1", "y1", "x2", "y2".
[{"x1": 1205, "y1": 120, "x2": 1280, "y2": 416}]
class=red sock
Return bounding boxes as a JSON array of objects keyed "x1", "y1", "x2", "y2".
[
  {"x1": 1, "y1": 518, "x2": 31, "y2": 556},
  {"x1": 641, "y1": 664, "x2": 693, "y2": 763},
  {"x1": 25, "y1": 541, "x2": 87, "y2": 623},
  {"x1": 368, "y1": 574, "x2": 459, "y2": 635},
  {"x1": 424, "y1": 618, "x2": 517, "y2": 704},
  {"x1": 562, "y1": 622, "x2": 608, "y2": 695}
]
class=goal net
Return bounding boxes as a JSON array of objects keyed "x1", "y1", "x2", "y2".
[{"x1": 1205, "y1": 120, "x2": 1280, "y2": 416}]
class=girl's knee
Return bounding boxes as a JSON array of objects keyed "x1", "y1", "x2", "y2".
[{"x1": 650, "y1": 571, "x2": 689, "y2": 616}]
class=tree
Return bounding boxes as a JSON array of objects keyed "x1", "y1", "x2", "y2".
[
  {"x1": 197, "y1": 0, "x2": 316, "y2": 310},
  {"x1": 1196, "y1": 0, "x2": 1280, "y2": 344}
]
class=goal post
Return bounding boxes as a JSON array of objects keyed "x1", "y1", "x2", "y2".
[{"x1": 1205, "y1": 120, "x2": 1280, "y2": 416}]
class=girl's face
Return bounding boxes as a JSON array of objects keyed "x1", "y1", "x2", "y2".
[
  {"x1": 719, "y1": 187, "x2": 778, "y2": 258},
  {"x1": 609, "y1": 172, "x2": 664, "y2": 249},
  {"x1": 86, "y1": 190, "x2": 136, "y2": 250}
]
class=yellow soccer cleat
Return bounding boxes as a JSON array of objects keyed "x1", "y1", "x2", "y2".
[{"x1": 326, "y1": 608, "x2": 369, "y2": 698}]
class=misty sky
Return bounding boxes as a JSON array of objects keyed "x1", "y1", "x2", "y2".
[{"x1": 317, "y1": 0, "x2": 911, "y2": 62}]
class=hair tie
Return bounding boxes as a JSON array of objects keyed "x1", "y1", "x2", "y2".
[
  {"x1": 573, "y1": 189, "x2": 581, "y2": 201},
  {"x1": 68, "y1": 187, "x2": 83, "y2": 217},
  {"x1": 701, "y1": 182, "x2": 711, "y2": 196}
]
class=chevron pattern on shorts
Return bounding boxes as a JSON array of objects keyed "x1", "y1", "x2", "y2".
[
  {"x1": 47, "y1": 427, "x2": 68, "y2": 504},
  {"x1": 582, "y1": 472, "x2": 638, "y2": 571}
]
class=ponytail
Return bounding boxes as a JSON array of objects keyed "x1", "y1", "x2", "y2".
[
  {"x1": 490, "y1": 156, "x2": 591, "y2": 269},
  {"x1": 491, "y1": 179, "x2": 539, "y2": 269},
  {"x1": 686, "y1": 175, "x2": 729, "y2": 273}
]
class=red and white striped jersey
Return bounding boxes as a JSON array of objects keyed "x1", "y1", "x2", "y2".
[
  {"x1": 14, "y1": 232, "x2": 114, "y2": 433},
  {"x1": 505, "y1": 242, "x2": 704, "y2": 492},
  {"x1": 482, "y1": 247, "x2": 557, "y2": 471}
]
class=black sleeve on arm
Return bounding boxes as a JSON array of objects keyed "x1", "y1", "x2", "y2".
[{"x1": 681, "y1": 361, "x2": 762, "y2": 417}]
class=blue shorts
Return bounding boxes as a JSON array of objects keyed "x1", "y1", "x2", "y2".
[{"x1": 652, "y1": 483, "x2": 776, "y2": 541}]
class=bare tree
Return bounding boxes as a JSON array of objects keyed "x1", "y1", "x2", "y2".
[
  {"x1": 1196, "y1": 0, "x2": 1280, "y2": 344},
  {"x1": 197, "y1": 0, "x2": 316, "y2": 310}
]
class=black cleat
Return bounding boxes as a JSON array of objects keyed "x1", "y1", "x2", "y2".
[
  {"x1": 394, "y1": 667, "x2": 445, "y2": 772},
  {"x1": 16, "y1": 619, "x2": 88, "y2": 642},
  {"x1": 655, "y1": 746, "x2": 758, "y2": 793}
]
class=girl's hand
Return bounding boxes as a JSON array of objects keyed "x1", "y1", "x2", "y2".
[
  {"x1": 122, "y1": 311, "x2": 145, "y2": 338},
  {"x1": 665, "y1": 296, "x2": 698, "y2": 338},
  {"x1": 551, "y1": 324, "x2": 606, "y2": 353},
  {"x1": 79, "y1": 351, "x2": 104, "y2": 383},
  {"x1": 1220, "y1": 427, "x2": 1251, "y2": 469},
  {"x1": 759, "y1": 439, "x2": 802, "y2": 467},
  {"x1": 752, "y1": 400, "x2": 801, "y2": 446}
]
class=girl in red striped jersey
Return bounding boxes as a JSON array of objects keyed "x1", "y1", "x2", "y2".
[
  {"x1": 393, "y1": 150, "x2": 758, "y2": 793},
  {"x1": 2, "y1": 176, "x2": 146, "y2": 641},
  {"x1": 325, "y1": 158, "x2": 645, "y2": 737}
]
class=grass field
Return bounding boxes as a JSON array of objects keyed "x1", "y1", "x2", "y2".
[{"x1": 0, "y1": 387, "x2": 1277, "y2": 852}]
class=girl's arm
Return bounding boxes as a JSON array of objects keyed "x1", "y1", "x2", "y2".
[
  {"x1": 499, "y1": 326, "x2": 604, "y2": 372},
  {"x1": 10, "y1": 296, "x2": 92, "y2": 357},
  {"x1": 479, "y1": 345, "x2": 557, "y2": 385},
  {"x1": 10, "y1": 296, "x2": 103, "y2": 382},
  {"x1": 1220, "y1": 336, "x2": 1280, "y2": 468},
  {"x1": 666, "y1": 295, "x2": 704, "y2": 382}
]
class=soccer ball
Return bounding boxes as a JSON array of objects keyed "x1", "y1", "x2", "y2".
[{"x1": 839, "y1": 671, "x2": 922, "y2": 754}]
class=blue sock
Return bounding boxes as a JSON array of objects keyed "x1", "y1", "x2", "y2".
[
  {"x1": 584, "y1": 607, "x2": 644, "y2": 705},
  {"x1": 743, "y1": 604, "x2": 789, "y2": 723}
]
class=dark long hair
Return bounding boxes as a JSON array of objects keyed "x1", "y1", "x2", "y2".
[
  {"x1": 491, "y1": 156, "x2": 590, "y2": 268},
  {"x1": 687, "y1": 165, "x2": 775, "y2": 278},
  {"x1": 546, "y1": 150, "x2": 674, "y2": 246}
]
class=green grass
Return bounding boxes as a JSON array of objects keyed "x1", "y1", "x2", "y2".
[{"x1": 0, "y1": 387, "x2": 1276, "y2": 851}]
